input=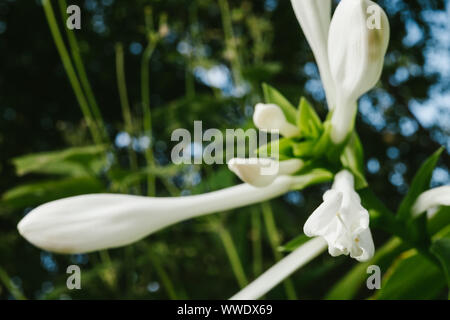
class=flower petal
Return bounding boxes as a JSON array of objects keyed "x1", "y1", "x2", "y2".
[
  {"x1": 351, "y1": 227, "x2": 375, "y2": 262},
  {"x1": 303, "y1": 189, "x2": 343, "y2": 237}
]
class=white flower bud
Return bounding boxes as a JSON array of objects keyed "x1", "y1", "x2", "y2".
[
  {"x1": 228, "y1": 158, "x2": 303, "y2": 187},
  {"x1": 253, "y1": 103, "x2": 301, "y2": 138},
  {"x1": 328, "y1": 0, "x2": 390, "y2": 143},
  {"x1": 17, "y1": 177, "x2": 296, "y2": 254},
  {"x1": 412, "y1": 186, "x2": 450, "y2": 218},
  {"x1": 290, "y1": 0, "x2": 336, "y2": 109}
]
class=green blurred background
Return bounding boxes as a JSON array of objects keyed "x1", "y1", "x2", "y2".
[{"x1": 0, "y1": 0, "x2": 449, "y2": 299}]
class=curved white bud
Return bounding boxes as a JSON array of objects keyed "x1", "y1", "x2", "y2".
[
  {"x1": 228, "y1": 158, "x2": 304, "y2": 187},
  {"x1": 290, "y1": 0, "x2": 336, "y2": 109},
  {"x1": 253, "y1": 103, "x2": 300, "y2": 138},
  {"x1": 412, "y1": 186, "x2": 450, "y2": 218},
  {"x1": 17, "y1": 176, "x2": 296, "y2": 254},
  {"x1": 328, "y1": 0, "x2": 390, "y2": 143}
]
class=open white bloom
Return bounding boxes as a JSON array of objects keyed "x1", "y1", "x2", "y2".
[
  {"x1": 230, "y1": 237, "x2": 327, "y2": 300},
  {"x1": 253, "y1": 103, "x2": 300, "y2": 138},
  {"x1": 228, "y1": 158, "x2": 303, "y2": 187},
  {"x1": 290, "y1": 0, "x2": 335, "y2": 109},
  {"x1": 18, "y1": 176, "x2": 299, "y2": 254},
  {"x1": 328, "y1": 0, "x2": 390, "y2": 143},
  {"x1": 304, "y1": 170, "x2": 375, "y2": 261},
  {"x1": 412, "y1": 185, "x2": 450, "y2": 218}
]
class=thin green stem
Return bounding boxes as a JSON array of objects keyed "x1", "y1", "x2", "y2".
[
  {"x1": 41, "y1": 0, "x2": 102, "y2": 145},
  {"x1": 115, "y1": 43, "x2": 139, "y2": 188},
  {"x1": 149, "y1": 252, "x2": 178, "y2": 299},
  {"x1": 261, "y1": 202, "x2": 298, "y2": 300},
  {"x1": 251, "y1": 207, "x2": 263, "y2": 278},
  {"x1": 212, "y1": 219, "x2": 249, "y2": 289},
  {"x1": 0, "y1": 267, "x2": 26, "y2": 300},
  {"x1": 141, "y1": 7, "x2": 158, "y2": 196},
  {"x1": 218, "y1": 0, "x2": 243, "y2": 86},
  {"x1": 58, "y1": 0, "x2": 108, "y2": 142}
]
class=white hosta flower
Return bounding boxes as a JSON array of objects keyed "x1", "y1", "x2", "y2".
[
  {"x1": 228, "y1": 158, "x2": 303, "y2": 187},
  {"x1": 17, "y1": 176, "x2": 298, "y2": 254},
  {"x1": 290, "y1": 0, "x2": 335, "y2": 109},
  {"x1": 328, "y1": 0, "x2": 390, "y2": 143},
  {"x1": 412, "y1": 185, "x2": 450, "y2": 218},
  {"x1": 230, "y1": 237, "x2": 327, "y2": 300},
  {"x1": 253, "y1": 103, "x2": 300, "y2": 138},
  {"x1": 303, "y1": 170, "x2": 375, "y2": 261}
]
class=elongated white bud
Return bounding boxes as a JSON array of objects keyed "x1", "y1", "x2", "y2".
[
  {"x1": 17, "y1": 176, "x2": 296, "y2": 254},
  {"x1": 412, "y1": 186, "x2": 450, "y2": 218},
  {"x1": 291, "y1": 0, "x2": 335, "y2": 109},
  {"x1": 228, "y1": 158, "x2": 303, "y2": 187},
  {"x1": 328, "y1": 0, "x2": 390, "y2": 143},
  {"x1": 230, "y1": 237, "x2": 327, "y2": 300},
  {"x1": 253, "y1": 103, "x2": 300, "y2": 138}
]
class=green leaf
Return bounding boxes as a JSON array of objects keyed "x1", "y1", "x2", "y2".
[
  {"x1": 428, "y1": 206, "x2": 450, "y2": 235},
  {"x1": 430, "y1": 238, "x2": 450, "y2": 293},
  {"x1": 313, "y1": 121, "x2": 332, "y2": 157},
  {"x1": 326, "y1": 238, "x2": 406, "y2": 300},
  {"x1": 374, "y1": 249, "x2": 447, "y2": 300},
  {"x1": 12, "y1": 145, "x2": 107, "y2": 176},
  {"x1": 397, "y1": 147, "x2": 444, "y2": 220},
  {"x1": 262, "y1": 83, "x2": 297, "y2": 125},
  {"x1": 278, "y1": 234, "x2": 310, "y2": 252},
  {"x1": 292, "y1": 140, "x2": 316, "y2": 158},
  {"x1": 341, "y1": 132, "x2": 368, "y2": 189},
  {"x1": 1, "y1": 177, "x2": 105, "y2": 209},
  {"x1": 297, "y1": 97, "x2": 323, "y2": 139}
]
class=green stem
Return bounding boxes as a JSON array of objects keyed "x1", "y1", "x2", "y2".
[
  {"x1": 213, "y1": 219, "x2": 249, "y2": 289},
  {"x1": 149, "y1": 252, "x2": 178, "y2": 299},
  {"x1": 0, "y1": 267, "x2": 26, "y2": 300},
  {"x1": 218, "y1": 0, "x2": 243, "y2": 86},
  {"x1": 115, "y1": 43, "x2": 139, "y2": 187},
  {"x1": 251, "y1": 207, "x2": 263, "y2": 278},
  {"x1": 41, "y1": 0, "x2": 102, "y2": 145},
  {"x1": 261, "y1": 202, "x2": 298, "y2": 300},
  {"x1": 58, "y1": 0, "x2": 108, "y2": 142},
  {"x1": 141, "y1": 7, "x2": 158, "y2": 196}
]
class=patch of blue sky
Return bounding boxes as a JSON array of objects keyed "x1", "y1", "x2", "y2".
[
  {"x1": 194, "y1": 64, "x2": 249, "y2": 97},
  {"x1": 359, "y1": 95, "x2": 387, "y2": 131}
]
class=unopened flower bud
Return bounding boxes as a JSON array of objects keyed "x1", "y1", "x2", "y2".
[
  {"x1": 253, "y1": 103, "x2": 300, "y2": 138},
  {"x1": 328, "y1": 0, "x2": 390, "y2": 143},
  {"x1": 228, "y1": 158, "x2": 303, "y2": 187}
]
